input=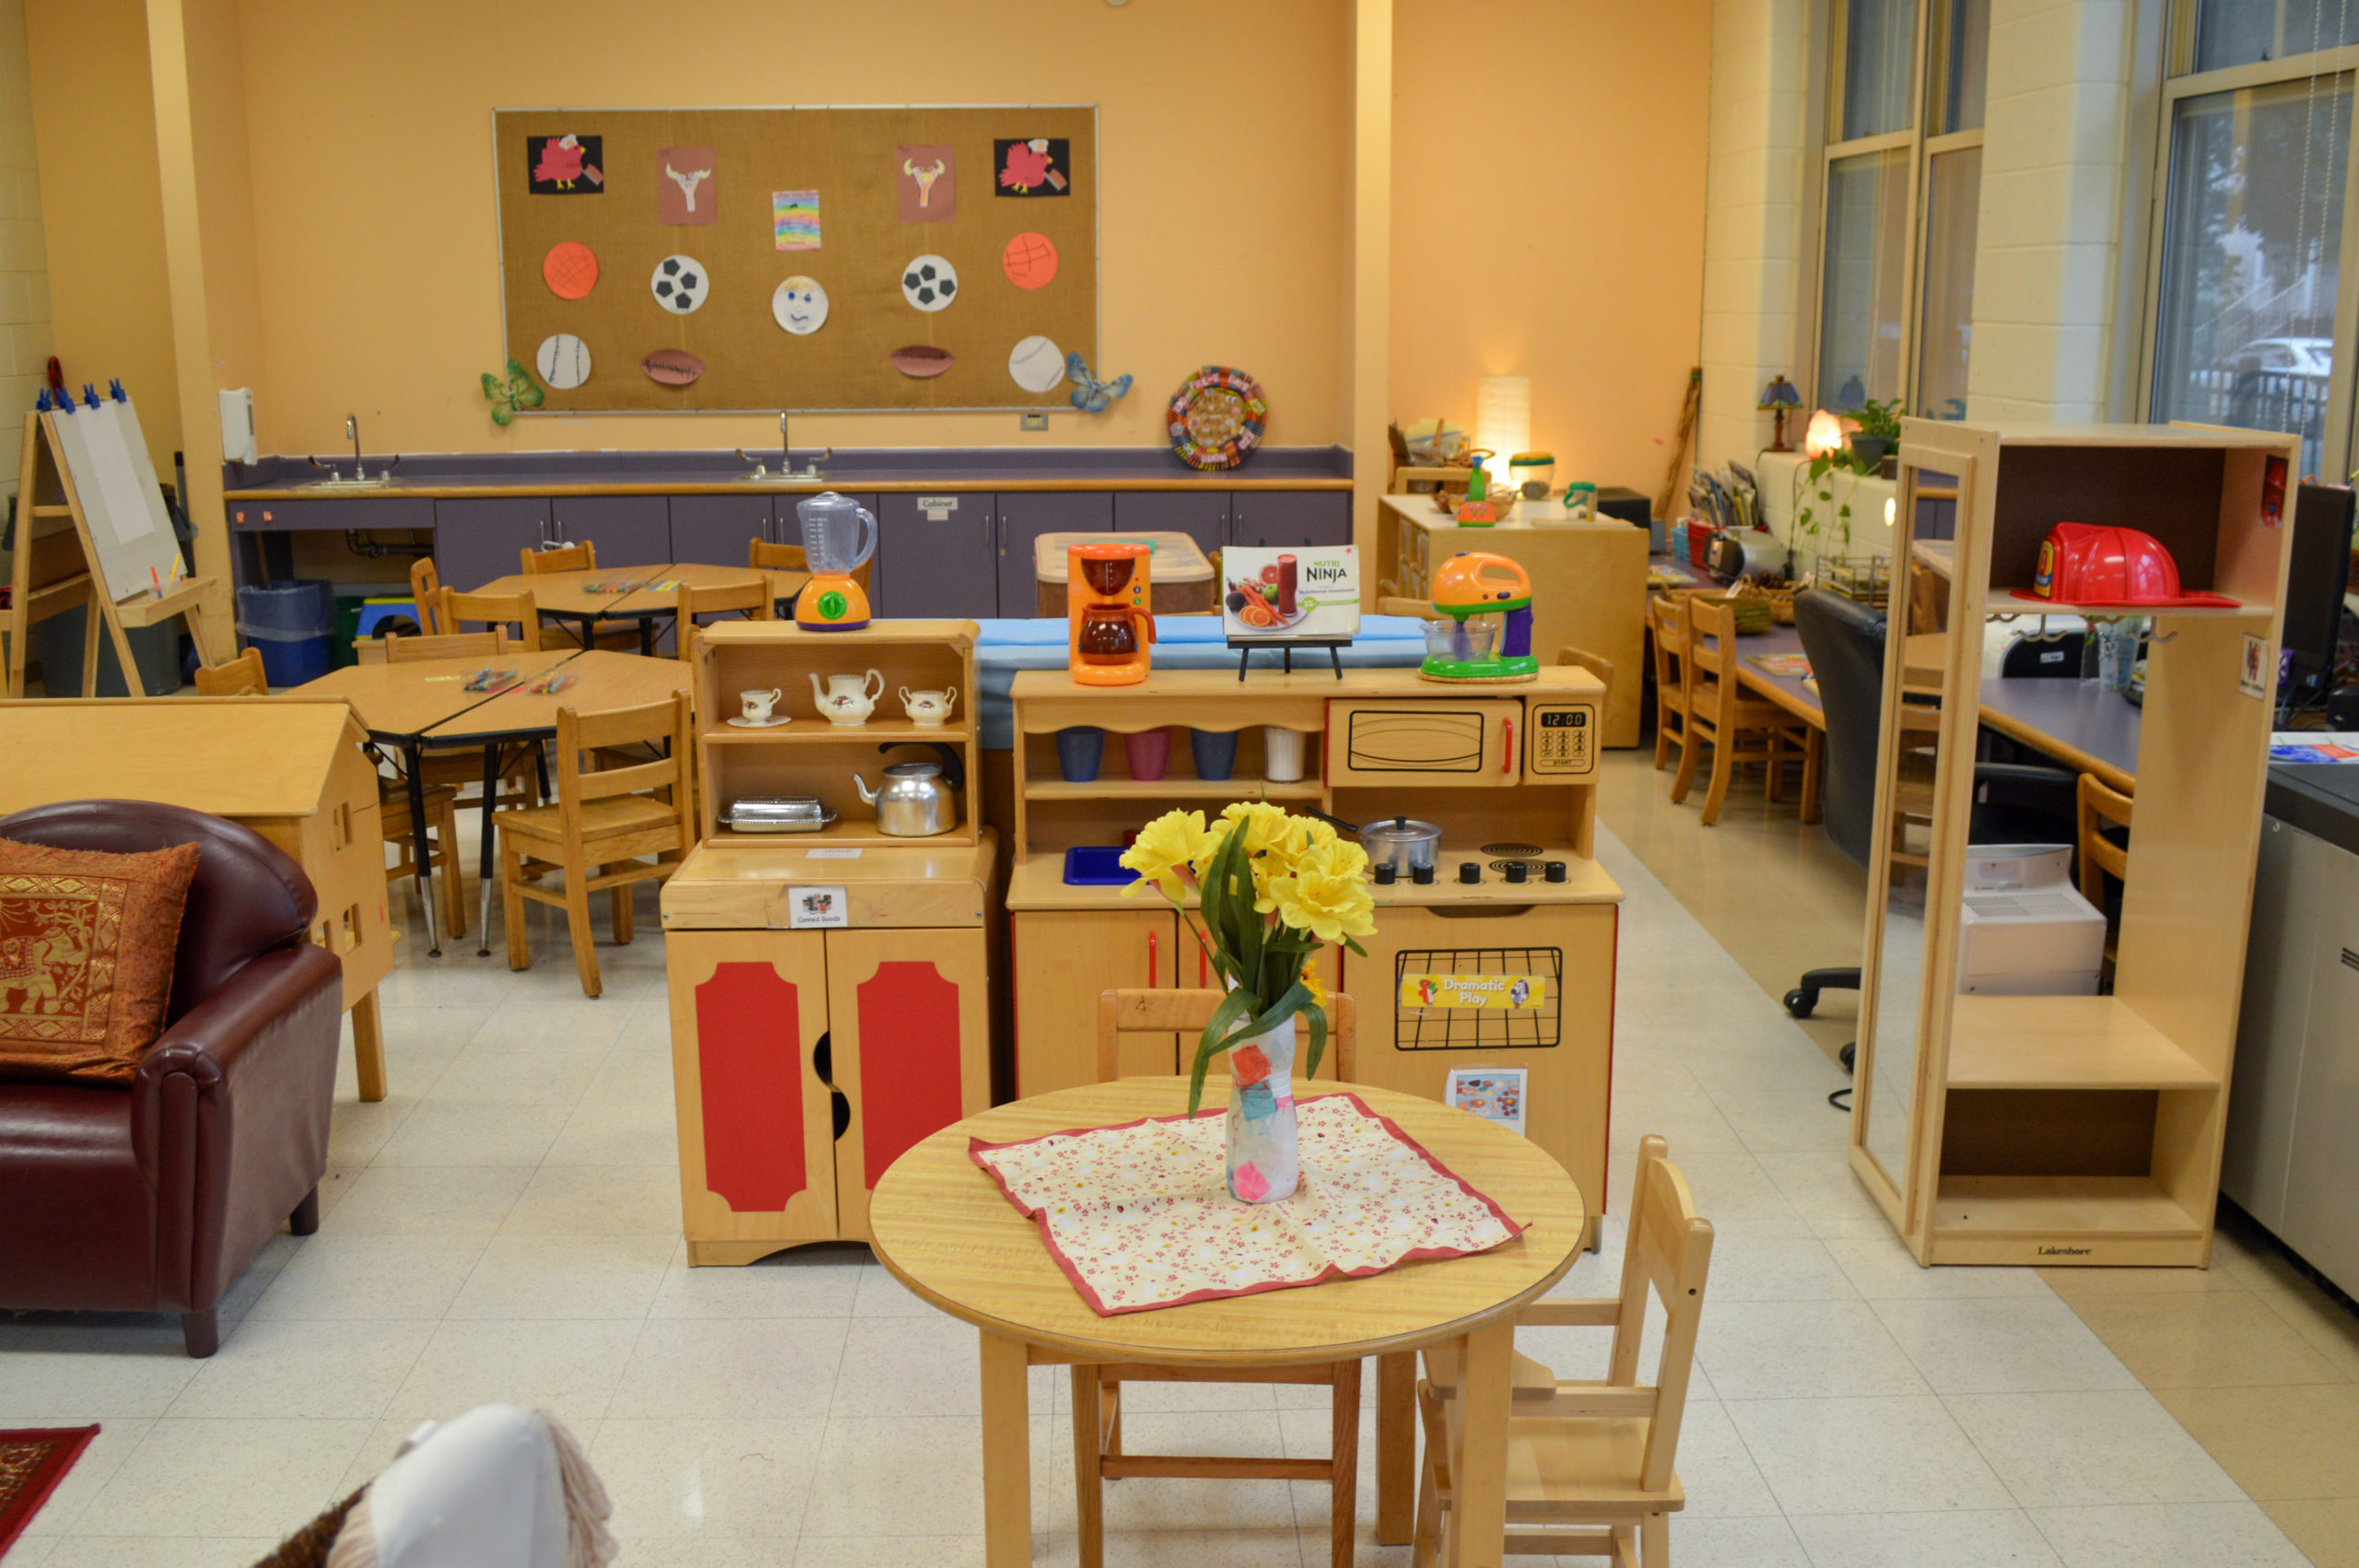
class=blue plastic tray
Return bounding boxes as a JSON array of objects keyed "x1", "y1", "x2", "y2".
[{"x1": 1063, "y1": 846, "x2": 1133, "y2": 885}]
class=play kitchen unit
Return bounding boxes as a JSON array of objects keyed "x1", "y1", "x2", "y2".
[
  {"x1": 1003, "y1": 664, "x2": 1622, "y2": 1246},
  {"x1": 662, "y1": 619, "x2": 992, "y2": 1263}
]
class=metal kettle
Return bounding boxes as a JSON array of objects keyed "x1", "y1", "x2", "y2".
[{"x1": 851, "y1": 743, "x2": 964, "y2": 837}]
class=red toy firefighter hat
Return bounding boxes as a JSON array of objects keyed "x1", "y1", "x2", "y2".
[{"x1": 2009, "y1": 521, "x2": 2240, "y2": 610}]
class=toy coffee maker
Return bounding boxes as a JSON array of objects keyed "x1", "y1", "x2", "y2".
[
  {"x1": 794, "y1": 491, "x2": 876, "y2": 632},
  {"x1": 1068, "y1": 540, "x2": 1156, "y2": 686}
]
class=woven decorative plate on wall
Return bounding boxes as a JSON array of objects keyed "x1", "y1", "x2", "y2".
[{"x1": 1168, "y1": 365, "x2": 1266, "y2": 471}]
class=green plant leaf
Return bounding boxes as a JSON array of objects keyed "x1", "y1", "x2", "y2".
[
  {"x1": 480, "y1": 371, "x2": 503, "y2": 401},
  {"x1": 1187, "y1": 987, "x2": 1259, "y2": 1115},
  {"x1": 1301, "y1": 998, "x2": 1327, "y2": 1083}
]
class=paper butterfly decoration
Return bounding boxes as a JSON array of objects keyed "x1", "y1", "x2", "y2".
[
  {"x1": 1065, "y1": 352, "x2": 1133, "y2": 415},
  {"x1": 481, "y1": 360, "x2": 546, "y2": 427}
]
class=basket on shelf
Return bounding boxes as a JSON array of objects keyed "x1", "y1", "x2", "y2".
[{"x1": 1695, "y1": 590, "x2": 1774, "y2": 636}]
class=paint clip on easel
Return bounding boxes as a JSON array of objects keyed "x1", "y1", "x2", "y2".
[
  {"x1": 530, "y1": 672, "x2": 578, "y2": 696},
  {"x1": 80, "y1": 384, "x2": 100, "y2": 410},
  {"x1": 109, "y1": 379, "x2": 126, "y2": 403}
]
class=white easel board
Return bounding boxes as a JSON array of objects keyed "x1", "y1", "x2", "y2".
[{"x1": 51, "y1": 399, "x2": 180, "y2": 603}]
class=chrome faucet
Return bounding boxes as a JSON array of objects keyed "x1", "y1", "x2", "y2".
[
  {"x1": 737, "y1": 411, "x2": 831, "y2": 481},
  {"x1": 308, "y1": 414, "x2": 397, "y2": 482}
]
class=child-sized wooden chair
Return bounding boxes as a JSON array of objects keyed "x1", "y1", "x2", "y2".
[
  {"x1": 1647, "y1": 595, "x2": 1691, "y2": 775},
  {"x1": 522, "y1": 542, "x2": 640, "y2": 650},
  {"x1": 1083, "y1": 988, "x2": 1360, "y2": 1568},
  {"x1": 439, "y1": 586, "x2": 544, "y2": 651},
  {"x1": 674, "y1": 578, "x2": 773, "y2": 661},
  {"x1": 498, "y1": 693, "x2": 694, "y2": 998},
  {"x1": 1672, "y1": 597, "x2": 1813, "y2": 825},
  {"x1": 2076, "y1": 772, "x2": 2134, "y2": 982},
  {"x1": 1414, "y1": 1135, "x2": 1713, "y2": 1568}
]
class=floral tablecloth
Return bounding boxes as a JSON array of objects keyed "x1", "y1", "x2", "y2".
[{"x1": 969, "y1": 1093, "x2": 1524, "y2": 1315}]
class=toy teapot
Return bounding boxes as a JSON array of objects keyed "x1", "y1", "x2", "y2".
[{"x1": 811, "y1": 669, "x2": 885, "y2": 727}]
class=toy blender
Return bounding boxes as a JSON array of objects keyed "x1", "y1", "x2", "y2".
[
  {"x1": 1420, "y1": 551, "x2": 1537, "y2": 682},
  {"x1": 795, "y1": 491, "x2": 876, "y2": 631},
  {"x1": 1067, "y1": 540, "x2": 1155, "y2": 685}
]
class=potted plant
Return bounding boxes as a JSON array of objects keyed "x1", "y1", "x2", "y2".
[
  {"x1": 1845, "y1": 397, "x2": 1905, "y2": 471},
  {"x1": 1119, "y1": 802, "x2": 1377, "y2": 1204}
]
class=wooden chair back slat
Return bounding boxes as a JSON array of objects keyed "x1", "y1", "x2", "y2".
[
  {"x1": 749, "y1": 539, "x2": 806, "y2": 571},
  {"x1": 552, "y1": 694, "x2": 692, "y2": 820},
  {"x1": 439, "y1": 587, "x2": 543, "y2": 652},
  {"x1": 1095, "y1": 988, "x2": 1356, "y2": 1084},
  {"x1": 522, "y1": 542, "x2": 596, "y2": 575},
  {"x1": 1596, "y1": 1134, "x2": 1713, "y2": 1492},
  {"x1": 194, "y1": 646, "x2": 269, "y2": 696},
  {"x1": 2077, "y1": 772, "x2": 2133, "y2": 904},
  {"x1": 675, "y1": 579, "x2": 775, "y2": 661},
  {"x1": 409, "y1": 557, "x2": 446, "y2": 634},
  {"x1": 384, "y1": 628, "x2": 509, "y2": 663},
  {"x1": 1376, "y1": 595, "x2": 1447, "y2": 622}
]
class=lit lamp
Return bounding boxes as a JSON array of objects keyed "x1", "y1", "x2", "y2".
[
  {"x1": 1473, "y1": 375, "x2": 1531, "y2": 489},
  {"x1": 1758, "y1": 375, "x2": 1802, "y2": 452},
  {"x1": 1803, "y1": 408, "x2": 1845, "y2": 460}
]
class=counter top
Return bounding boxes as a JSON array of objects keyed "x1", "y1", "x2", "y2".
[
  {"x1": 1379, "y1": 494, "x2": 1644, "y2": 533},
  {"x1": 225, "y1": 445, "x2": 1354, "y2": 501},
  {"x1": 2267, "y1": 763, "x2": 2359, "y2": 858},
  {"x1": 660, "y1": 834, "x2": 997, "y2": 930}
]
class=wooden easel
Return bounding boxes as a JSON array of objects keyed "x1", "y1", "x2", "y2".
[{"x1": 6, "y1": 408, "x2": 216, "y2": 696}]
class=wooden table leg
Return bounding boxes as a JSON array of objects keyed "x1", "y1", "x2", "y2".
[
  {"x1": 1447, "y1": 1320, "x2": 1513, "y2": 1568},
  {"x1": 349, "y1": 988, "x2": 387, "y2": 1103},
  {"x1": 1072, "y1": 1365, "x2": 1103, "y2": 1568},
  {"x1": 1375, "y1": 1351, "x2": 1417, "y2": 1545},
  {"x1": 980, "y1": 1329, "x2": 1032, "y2": 1568}
]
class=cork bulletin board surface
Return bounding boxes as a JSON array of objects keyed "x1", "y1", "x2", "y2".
[{"x1": 494, "y1": 106, "x2": 1097, "y2": 413}]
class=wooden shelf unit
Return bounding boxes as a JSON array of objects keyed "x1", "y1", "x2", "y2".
[
  {"x1": 689, "y1": 619, "x2": 980, "y2": 848},
  {"x1": 1848, "y1": 421, "x2": 2295, "y2": 1269}
]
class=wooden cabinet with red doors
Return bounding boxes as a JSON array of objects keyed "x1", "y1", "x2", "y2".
[{"x1": 662, "y1": 835, "x2": 995, "y2": 1264}]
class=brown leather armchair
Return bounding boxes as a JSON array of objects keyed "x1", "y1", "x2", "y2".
[{"x1": 0, "y1": 800, "x2": 345, "y2": 1356}]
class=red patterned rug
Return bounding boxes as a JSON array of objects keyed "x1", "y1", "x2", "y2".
[{"x1": 0, "y1": 1425, "x2": 98, "y2": 1556}]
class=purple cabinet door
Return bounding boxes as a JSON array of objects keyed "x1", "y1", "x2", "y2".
[
  {"x1": 670, "y1": 494, "x2": 772, "y2": 566},
  {"x1": 1228, "y1": 492, "x2": 1351, "y2": 550},
  {"x1": 551, "y1": 494, "x2": 671, "y2": 568},
  {"x1": 1114, "y1": 491, "x2": 1228, "y2": 556},
  {"x1": 434, "y1": 497, "x2": 551, "y2": 591},
  {"x1": 996, "y1": 492, "x2": 1113, "y2": 617},
  {"x1": 875, "y1": 493, "x2": 996, "y2": 619}
]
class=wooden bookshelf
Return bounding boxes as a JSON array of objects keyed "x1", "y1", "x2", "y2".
[{"x1": 1847, "y1": 422, "x2": 2296, "y2": 1270}]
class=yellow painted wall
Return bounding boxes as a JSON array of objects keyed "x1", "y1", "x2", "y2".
[
  {"x1": 170, "y1": 0, "x2": 1352, "y2": 459},
  {"x1": 25, "y1": 0, "x2": 180, "y2": 471},
  {"x1": 1390, "y1": 0, "x2": 1711, "y2": 505}
]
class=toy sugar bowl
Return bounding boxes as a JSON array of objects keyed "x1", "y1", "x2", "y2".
[
  {"x1": 900, "y1": 685, "x2": 957, "y2": 727},
  {"x1": 811, "y1": 669, "x2": 884, "y2": 727}
]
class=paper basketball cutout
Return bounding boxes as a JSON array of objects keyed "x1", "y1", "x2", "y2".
[
  {"x1": 535, "y1": 333, "x2": 592, "y2": 390},
  {"x1": 900, "y1": 254, "x2": 958, "y2": 311},
  {"x1": 1003, "y1": 231, "x2": 1058, "y2": 289},
  {"x1": 542, "y1": 241, "x2": 598, "y2": 299},
  {"x1": 1008, "y1": 335, "x2": 1065, "y2": 393},
  {"x1": 772, "y1": 276, "x2": 828, "y2": 334},
  {"x1": 651, "y1": 254, "x2": 708, "y2": 313}
]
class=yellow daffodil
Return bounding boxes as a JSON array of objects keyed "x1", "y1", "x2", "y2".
[
  {"x1": 1120, "y1": 809, "x2": 1214, "y2": 899},
  {"x1": 1267, "y1": 838, "x2": 1379, "y2": 944},
  {"x1": 1300, "y1": 959, "x2": 1329, "y2": 1010}
]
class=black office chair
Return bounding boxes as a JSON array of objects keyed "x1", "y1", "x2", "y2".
[
  {"x1": 1999, "y1": 629, "x2": 2085, "y2": 679},
  {"x1": 1784, "y1": 590, "x2": 2078, "y2": 1071}
]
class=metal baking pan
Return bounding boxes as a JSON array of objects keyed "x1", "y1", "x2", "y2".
[{"x1": 722, "y1": 797, "x2": 839, "y2": 833}]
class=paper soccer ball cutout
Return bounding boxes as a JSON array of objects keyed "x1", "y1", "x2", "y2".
[
  {"x1": 651, "y1": 255, "x2": 708, "y2": 314},
  {"x1": 900, "y1": 255, "x2": 958, "y2": 311}
]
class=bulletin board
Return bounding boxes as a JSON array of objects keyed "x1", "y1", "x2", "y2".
[{"x1": 493, "y1": 106, "x2": 1097, "y2": 414}]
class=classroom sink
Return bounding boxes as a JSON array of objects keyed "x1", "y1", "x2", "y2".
[{"x1": 303, "y1": 474, "x2": 397, "y2": 491}]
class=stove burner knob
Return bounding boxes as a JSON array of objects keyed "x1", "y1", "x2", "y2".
[
  {"x1": 1373, "y1": 862, "x2": 1398, "y2": 885},
  {"x1": 1504, "y1": 862, "x2": 1530, "y2": 884},
  {"x1": 1411, "y1": 862, "x2": 1437, "y2": 885},
  {"x1": 1458, "y1": 861, "x2": 1482, "y2": 884},
  {"x1": 1544, "y1": 860, "x2": 1568, "y2": 883}
]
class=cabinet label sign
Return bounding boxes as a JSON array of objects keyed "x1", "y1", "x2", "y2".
[
  {"x1": 918, "y1": 495, "x2": 958, "y2": 521},
  {"x1": 1400, "y1": 974, "x2": 1547, "y2": 1010},
  {"x1": 787, "y1": 885, "x2": 849, "y2": 928}
]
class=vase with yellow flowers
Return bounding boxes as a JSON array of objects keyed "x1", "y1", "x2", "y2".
[{"x1": 1119, "y1": 802, "x2": 1379, "y2": 1204}]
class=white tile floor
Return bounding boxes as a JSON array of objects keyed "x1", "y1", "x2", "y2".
[{"x1": 0, "y1": 824, "x2": 2317, "y2": 1567}]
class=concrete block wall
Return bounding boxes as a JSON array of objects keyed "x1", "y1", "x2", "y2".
[
  {"x1": 0, "y1": 0, "x2": 48, "y2": 501},
  {"x1": 1698, "y1": 0, "x2": 1813, "y2": 474}
]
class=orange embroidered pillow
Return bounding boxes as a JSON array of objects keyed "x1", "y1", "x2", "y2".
[{"x1": 0, "y1": 837, "x2": 200, "y2": 1085}]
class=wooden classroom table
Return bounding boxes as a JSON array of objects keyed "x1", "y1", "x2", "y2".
[
  {"x1": 867, "y1": 1078, "x2": 1588, "y2": 1568},
  {"x1": 469, "y1": 563, "x2": 794, "y2": 653}
]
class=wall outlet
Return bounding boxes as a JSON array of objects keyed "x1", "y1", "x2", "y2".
[{"x1": 1020, "y1": 411, "x2": 1050, "y2": 431}]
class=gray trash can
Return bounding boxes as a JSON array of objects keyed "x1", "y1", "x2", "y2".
[{"x1": 235, "y1": 579, "x2": 336, "y2": 687}]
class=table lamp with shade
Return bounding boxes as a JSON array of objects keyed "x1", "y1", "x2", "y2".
[
  {"x1": 1473, "y1": 375, "x2": 1531, "y2": 490},
  {"x1": 1758, "y1": 375, "x2": 1802, "y2": 452}
]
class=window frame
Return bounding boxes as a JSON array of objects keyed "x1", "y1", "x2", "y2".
[
  {"x1": 1807, "y1": 0, "x2": 1991, "y2": 416},
  {"x1": 2139, "y1": 16, "x2": 2359, "y2": 481}
]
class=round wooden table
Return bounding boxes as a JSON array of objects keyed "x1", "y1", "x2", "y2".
[
  {"x1": 467, "y1": 562, "x2": 805, "y2": 653},
  {"x1": 869, "y1": 1078, "x2": 1587, "y2": 1568}
]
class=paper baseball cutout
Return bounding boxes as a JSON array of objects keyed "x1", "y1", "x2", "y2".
[
  {"x1": 535, "y1": 333, "x2": 592, "y2": 390},
  {"x1": 772, "y1": 276, "x2": 829, "y2": 334},
  {"x1": 1008, "y1": 335, "x2": 1065, "y2": 393},
  {"x1": 651, "y1": 255, "x2": 708, "y2": 313},
  {"x1": 900, "y1": 254, "x2": 958, "y2": 311},
  {"x1": 543, "y1": 241, "x2": 598, "y2": 299},
  {"x1": 1003, "y1": 231, "x2": 1058, "y2": 289}
]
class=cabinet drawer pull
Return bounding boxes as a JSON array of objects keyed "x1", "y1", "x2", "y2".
[
  {"x1": 1199, "y1": 946, "x2": 1208, "y2": 989},
  {"x1": 1501, "y1": 716, "x2": 1514, "y2": 774},
  {"x1": 1147, "y1": 930, "x2": 1158, "y2": 989}
]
